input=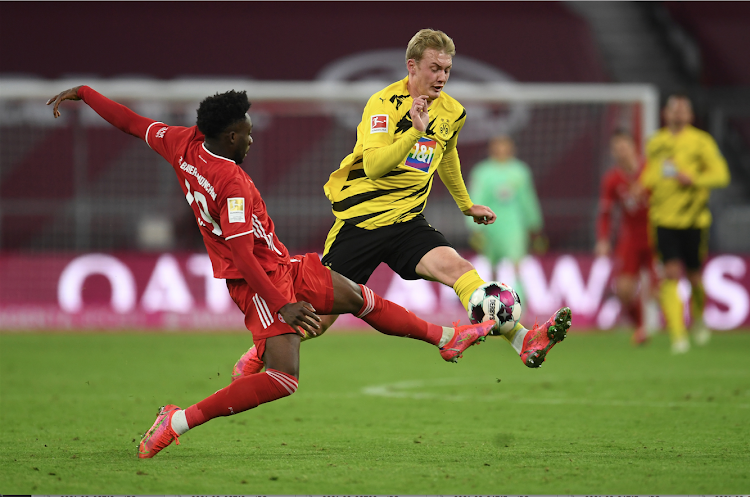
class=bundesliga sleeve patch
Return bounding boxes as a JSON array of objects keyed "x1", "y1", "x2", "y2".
[
  {"x1": 227, "y1": 198, "x2": 245, "y2": 223},
  {"x1": 370, "y1": 114, "x2": 389, "y2": 134}
]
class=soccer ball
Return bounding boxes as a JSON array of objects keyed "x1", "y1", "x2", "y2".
[{"x1": 468, "y1": 281, "x2": 522, "y2": 336}]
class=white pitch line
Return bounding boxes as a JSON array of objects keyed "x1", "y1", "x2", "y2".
[{"x1": 361, "y1": 378, "x2": 750, "y2": 409}]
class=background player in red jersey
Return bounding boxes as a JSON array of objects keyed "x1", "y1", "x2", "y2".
[
  {"x1": 595, "y1": 130, "x2": 657, "y2": 345},
  {"x1": 48, "y1": 85, "x2": 498, "y2": 459}
]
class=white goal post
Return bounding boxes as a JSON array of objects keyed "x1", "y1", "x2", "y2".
[
  {"x1": 0, "y1": 78, "x2": 659, "y2": 253},
  {"x1": 0, "y1": 78, "x2": 659, "y2": 140}
]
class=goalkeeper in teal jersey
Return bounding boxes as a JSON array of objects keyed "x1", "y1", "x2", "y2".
[{"x1": 467, "y1": 135, "x2": 544, "y2": 274}]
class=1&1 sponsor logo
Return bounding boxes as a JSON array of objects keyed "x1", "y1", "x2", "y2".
[{"x1": 405, "y1": 137, "x2": 437, "y2": 172}]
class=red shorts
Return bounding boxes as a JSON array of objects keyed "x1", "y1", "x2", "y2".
[
  {"x1": 226, "y1": 253, "x2": 334, "y2": 359},
  {"x1": 613, "y1": 241, "x2": 656, "y2": 278}
]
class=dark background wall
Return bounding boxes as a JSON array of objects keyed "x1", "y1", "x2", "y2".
[{"x1": 1, "y1": 1, "x2": 606, "y2": 83}]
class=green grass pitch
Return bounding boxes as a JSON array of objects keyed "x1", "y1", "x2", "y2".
[{"x1": 1, "y1": 328, "x2": 749, "y2": 494}]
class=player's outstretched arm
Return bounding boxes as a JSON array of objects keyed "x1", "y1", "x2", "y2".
[{"x1": 48, "y1": 85, "x2": 154, "y2": 140}]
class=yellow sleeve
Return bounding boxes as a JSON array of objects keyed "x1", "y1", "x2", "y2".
[
  {"x1": 363, "y1": 127, "x2": 422, "y2": 179},
  {"x1": 690, "y1": 135, "x2": 730, "y2": 189},
  {"x1": 640, "y1": 137, "x2": 661, "y2": 190},
  {"x1": 437, "y1": 147, "x2": 473, "y2": 212}
]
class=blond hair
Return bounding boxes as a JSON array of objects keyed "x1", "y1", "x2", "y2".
[{"x1": 405, "y1": 29, "x2": 456, "y2": 64}]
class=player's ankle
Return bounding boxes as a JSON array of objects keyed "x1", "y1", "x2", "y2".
[
  {"x1": 438, "y1": 327, "x2": 455, "y2": 348},
  {"x1": 170, "y1": 409, "x2": 190, "y2": 435},
  {"x1": 510, "y1": 328, "x2": 528, "y2": 354}
]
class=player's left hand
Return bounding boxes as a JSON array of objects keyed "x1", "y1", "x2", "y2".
[
  {"x1": 463, "y1": 204, "x2": 496, "y2": 225},
  {"x1": 676, "y1": 171, "x2": 693, "y2": 186},
  {"x1": 279, "y1": 301, "x2": 322, "y2": 337},
  {"x1": 47, "y1": 86, "x2": 83, "y2": 118}
]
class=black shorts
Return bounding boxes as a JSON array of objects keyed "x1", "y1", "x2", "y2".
[
  {"x1": 655, "y1": 226, "x2": 709, "y2": 270},
  {"x1": 321, "y1": 214, "x2": 453, "y2": 284}
]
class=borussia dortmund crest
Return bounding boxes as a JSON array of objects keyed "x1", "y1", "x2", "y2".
[{"x1": 439, "y1": 122, "x2": 450, "y2": 137}]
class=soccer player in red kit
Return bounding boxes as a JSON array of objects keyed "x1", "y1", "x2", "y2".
[
  {"x1": 595, "y1": 130, "x2": 656, "y2": 345},
  {"x1": 48, "y1": 86, "x2": 497, "y2": 459}
]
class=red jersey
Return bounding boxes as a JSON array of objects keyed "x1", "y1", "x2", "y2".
[
  {"x1": 596, "y1": 165, "x2": 649, "y2": 248},
  {"x1": 77, "y1": 86, "x2": 291, "y2": 313},
  {"x1": 145, "y1": 124, "x2": 290, "y2": 277}
]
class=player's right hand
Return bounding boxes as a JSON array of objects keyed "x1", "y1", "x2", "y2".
[
  {"x1": 410, "y1": 95, "x2": 430, "y2": 132},
  {"x1": 279, "y1": 301, "x2": 322, "y2": 337},
  {"x1": 47, "y1": 86, "x2": 83, "y2": 118}
]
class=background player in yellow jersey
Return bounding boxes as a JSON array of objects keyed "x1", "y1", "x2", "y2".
[
  {"x1": 317, "y1": 28, "x2": 570, "y2": 368},
  {"x1": 640, "y1": 94, "x2": 730, "y2": 354}
]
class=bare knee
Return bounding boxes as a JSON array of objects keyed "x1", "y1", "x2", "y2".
[
  {"x1": 329, "y1": 271, "x2": 364, "y2": 315},
  {"x1": 416, "y1": 246, "x2": 475, "y2": 285},
  {"x1": 320, "y1": 314, "x2": 340, "y2": 333},
  {"x1": 663, "y1": 260, "x2": 682, "y2": 280},
  {"x1": 687, "y1": 270, "x2": 702, "y2": 288},
  {"x1": 615, "y1": 276, "x2": 637, "y2": 305},
  {"x1": 262, "y1": 334, "x2": 300, "y2": 378}
]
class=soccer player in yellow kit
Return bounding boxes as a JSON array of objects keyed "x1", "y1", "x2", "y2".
[
  {"x1": 640, "y1": 94, "x2": 730, "y2": 353},
  {"x1": 232, "y1": 29, "x2": 571, "y2": 377},
  {"x1": 325, "y1": 28, "x2": 573, "y2": 364}
]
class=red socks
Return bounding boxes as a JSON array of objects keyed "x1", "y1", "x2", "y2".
[
  {"x1": 357, "y1": 284, "x2": 443, "y2": 346},
  {"x1": 184, "y1": 369, "x2": 297, "y2": 429},
  {"x1": 627, "y1": 299, "x2": 643, "y2": 328}
]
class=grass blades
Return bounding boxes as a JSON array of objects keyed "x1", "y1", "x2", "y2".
[{"x1": 1, "y1": 329, "x2": 749, "y2": 494}]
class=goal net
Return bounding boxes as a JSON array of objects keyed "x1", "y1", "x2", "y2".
[{"x1": 0, "y1": 78, "x2": 658, "y2": 255}]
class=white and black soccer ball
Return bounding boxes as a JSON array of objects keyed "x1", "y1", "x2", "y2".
[{"x1": 467, "y1": 281, "x2": 522, "y2": 336}]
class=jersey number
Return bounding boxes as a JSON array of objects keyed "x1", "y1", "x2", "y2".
[{"x1": 184, "y1": 179, "x2": 222, "y2": 236}]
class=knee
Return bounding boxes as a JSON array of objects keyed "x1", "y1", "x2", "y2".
[
  {"x1": 266, "y1": 362, "x2": 298, "y2": 379},
  {"x1": 456, "y1": 256, "x2": 475, "y2": 274},
  {"x1": 350, "y1": 285, "x2": 365, "y2": 311},
  {"x1": 320, "y1": 314, "x2": 339, "y2": 333},
  {"x1": 663, "y1": 261, "x2": 682, "y2": 280},
  {"x1": 616, "y1": 288, "x2": 635, "y2": 305},
  {"x1": 340, "y1": 282, "x2": 365, "y2": 314},
  {"x1": 265, "y1": 369, "x2": 299, "y2": 397},
  {"x1": 417, "y1": 246, "x2": 474, "y2": 283},
  {"x1": 615, "y1": 277, "x2": 636, "y2": 303},
  {"x1": 687, "y1": 271, "x2": 702, "y2": 287}
]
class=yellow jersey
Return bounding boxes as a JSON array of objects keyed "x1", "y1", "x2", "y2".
[
  {"x1": 323, "y1": 76, "x2": 472, "y2": 229},
  {"x1": 641, "y1": 124, "x2": 730, "y2": 229}
]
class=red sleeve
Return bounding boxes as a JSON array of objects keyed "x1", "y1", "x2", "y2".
[
  {"x1": 77, "y1": 86, "x2": 155, "y2": 140},
  {"x1": 228, "y1": 238, "x2": 290, "y2": 314},
  {"x1": 223, "y1": 178, "x2": 288, "y2": 313},
  {"x1": 596, "y1": 172, "x2": 616, "y2": 241}
]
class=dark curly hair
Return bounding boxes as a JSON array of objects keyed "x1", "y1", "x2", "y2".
[{"x1": 196, "y1": 90, "x2": 251, "y2": 139}]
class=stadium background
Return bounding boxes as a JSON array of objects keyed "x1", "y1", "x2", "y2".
[{"x1": 1, "y1": 1, "x2": 750, "y2": 331}]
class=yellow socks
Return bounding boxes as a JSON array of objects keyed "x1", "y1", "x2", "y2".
[
  {"x1": 660, "y1": 279, "x2": 686, "y2": 343},
  {"x1": 690, "y1": 280, "x2": 706, "y2": 326},
  {"x1": 503, "y1": 321, "x2": 526, "y2": 348},
  {"x1": 453, "y1": 269, "x2": 485, "y2": 309}
]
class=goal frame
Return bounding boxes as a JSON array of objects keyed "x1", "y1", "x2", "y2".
[{"x1": 0, "y1": 78, "x2": 659, "y2": 144}]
